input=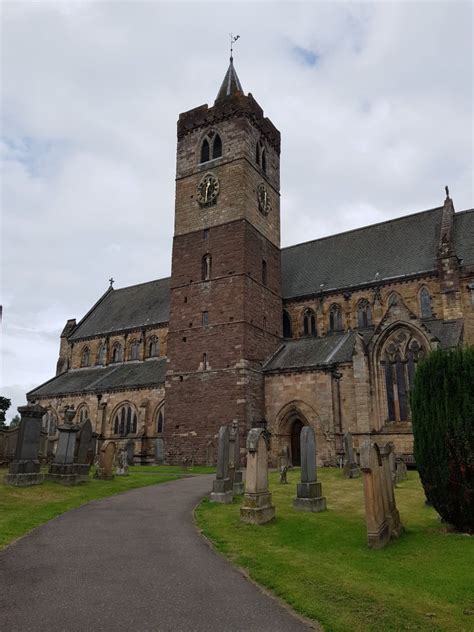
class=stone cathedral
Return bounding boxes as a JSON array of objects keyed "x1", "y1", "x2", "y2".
[{"x1": 28, "y1": 59, "x2": 474, "y2": 466}]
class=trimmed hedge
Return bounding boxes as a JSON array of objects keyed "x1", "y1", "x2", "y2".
[{"x1": 411, "y1": 347, "x2": 474, "y2": 532}]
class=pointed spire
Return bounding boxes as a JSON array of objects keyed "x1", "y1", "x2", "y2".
[{"x1": 215, "y1": 57, "x2": 244, "y2": 102}]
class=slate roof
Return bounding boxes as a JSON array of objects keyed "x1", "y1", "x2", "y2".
[
  {"x1": 28, "y1": 358, "x2": 167, "y2": 398},
  {"x1": 69, "y1": 278, "x2": 170, "y2": 341},
  {"x1": 423, "y1": 319, "x2": 464, "y2": 349},
  {"x1": 281, "y1": 208, "x2": 474, "y2": 299},
  {"x1": 263, "y1": 331, "x2": 359, "y2": 372}
]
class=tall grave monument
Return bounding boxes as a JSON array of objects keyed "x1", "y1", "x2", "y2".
[
  {"x1": 293, "y1": 426, "x2": 327, "y2": 512},
  {"x1": 209, "y1": 426, "x2": 233, "y2": 503},
  {"x1": 4, "y1": 404, "x2": 46, "y2": 487},
  {"x1": 240, "y1": 428, "x2": 275, "y2": 524}
]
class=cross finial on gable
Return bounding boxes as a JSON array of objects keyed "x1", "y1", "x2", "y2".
[{"x1": 109, "y1": 277, "x2": 114, "y2": 288}]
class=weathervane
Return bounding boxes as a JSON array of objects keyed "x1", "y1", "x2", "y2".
[{"x1": 229, "y1": 33, "x2": 240, "y2": 61}]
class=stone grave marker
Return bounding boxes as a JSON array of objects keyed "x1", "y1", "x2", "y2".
[
  {"x1": 205, "y1": 441, "x2": 215, "y2": 467},
  {"x1": 231, "y1": 421, "x2": 244, "y2": 495},
  {"x1": 115, "y1": 448, "x2": 129, "y2": 476},
  {"x1": 126, "y1": 440, "x2": 135, "y2": 466},
  {"x1": 75, "y1": 419, "x2": 93, "y2": 482},
  {"x1": 279, "y1": 464, "x2": 288, "y2": 484},
  {"x1": 388, "y1": 443, "x2": 396, "y2": 483},
  {"x1": 360, "y1": 441, "x2": 391, "y2": 549},
  {"x1": 379, "y1": 443, "x2": 403, "y2": 538},
  {"x1": 210, "y1": 426, "x2": 233, "y2": 503},
  {"x1": 342, "y1": 432, "x2": 360, "y2": 478},
  {"x1": 395, "y1": 456, "x2": 407, "y2": 483},
  {"x1": 4, "y1": 404, "x2": 46, "y2": 487},
  {"x1": 46, "y1": 408, "x2": 81, "y2": 485},
  {"x1": 293, "y1": 426, "x2": 327, "y2": 512},
  {"x1": 96, "y1": 442, "x2": 116, "y2": 480},
  {"x1": 155, "y1": 437, "x2": 164, "y2": 464},
  {"x1": 240, "y1": 428, "x2": 275, "y2": 524}
]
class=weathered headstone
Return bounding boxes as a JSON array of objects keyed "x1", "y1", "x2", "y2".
[
  {"x1": 379, "y1": 443, "x2": 403, "y2": 538},
  {"x1": 230, "y1": 421, "x2": 244, "y2": 495},
  {"x1": 4, "y1": 404, "x2": 46, "y2": 487},
  {"x1": 115, "y1": 448, "x2": 129, "y2": 476},
  {"x1": 126, "y1": 440, "x2": 135, "y2": 466},
  {"x1": 293, "y1": 426, "x2": 327, "y2": 512},
  {"x1": 205, "y1": 441, "x2": 215, "y2": 467},
  {"x1": 154, "y1": 437, "x2": 164, "y2": 464},
  {"x1": 388, "y1": 443, "x2": 396, "y2": 483},
  {"x1": 342, "y1": 432, "x2": 360, "y2": 478},
  {"x1": 46, "y1": 408, "x2": 81, "y2": 485},
  {"x1": 395, "y1": 456, "x2": 407, "y2": 483},
  {"x1": 360, "y1": 441, "x2": 391, "y2": 549},
  {"x1": 210, "y1": 426, "x2": 233, "y2": 503},
  {"x1": 240, "y1": 428, "x2": 275, "y2": 524},
  {"x1": 95, "y1": 442, "x2": 116, "y2": 480},
  {"x1": 75, "y1": 419, "x2": 93, "y2": 482},
  {"x1": 279, "y1": 464, "x2": 288, "y2": 484}
]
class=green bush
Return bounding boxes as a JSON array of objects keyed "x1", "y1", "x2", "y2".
[{"x1": 411, "y1": 347, "x2": 474, "y2": 533}]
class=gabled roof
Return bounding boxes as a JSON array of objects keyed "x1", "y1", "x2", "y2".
[
  {"x1": 69, "y1": 277, "x2": 170, "y2": 341},
  {"x1": 28, "y1": 358, "x2": 166, "y2": 398},
  {"x1": 422, "y1": 318, "x2": 464, "y2": 349},
  {"x1": 215, "y1": 58, "x2": 243, "y2": 102}
]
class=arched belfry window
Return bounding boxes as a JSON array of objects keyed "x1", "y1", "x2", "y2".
[
  {"x1": 357, "y1": 299, "x2": 372, "y2": 328},
  {"x1": 283, "y1": 311, "x2": 292, "y2": 338},
  {"x1": 303, "y1": 308, "x2": 317, "y2": 337},
  {"x1": 113, "y1": 404, "x2": 138, "y2": 436},
  {"x1": 202, "y1": 254, "x2": 212, "y2": 281},
  {"x1": 380, "y1": 328, "x2": 426, "y2": 422},
  {"x1": 111, "y1": 342, "x2": 123, "y2": 363},
  {"x1": 81, "y1": 346, "x2": 90, "y2": 368},
  {"x1": 329, "y1": 304, "x2": 343, "y2": 332},
  {"x1": 419, "y1": 287, "x2": 432, "y2": 319},
  {"x1": 255, "y1": 141, "x2": 266, "y2": 173},
  {"x1": 148, "y1": 336, "x2": 160, "y2": 358},
  {"x1": 200, "y1": 131, "x2": 222, "y2": 163}
]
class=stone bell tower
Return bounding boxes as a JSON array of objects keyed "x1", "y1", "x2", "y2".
[{"x1": 164, "y1": 57, "x2": 282, "y2": 464}]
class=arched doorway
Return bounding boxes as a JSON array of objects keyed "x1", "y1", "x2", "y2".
[{"x1": 291, "y1": 419, "x2": 304, "y2": 466}]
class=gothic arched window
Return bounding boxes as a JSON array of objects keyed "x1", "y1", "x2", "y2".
[
  {"x1": 97, "y1": 342, "x2": 106, "y2": 365},
  {"x1": 156, "y1": 407, "x2": 165, "y2": 434},
  {"x1": 261, "y1": 148, "x2": 266, "y2": 173},
  {"x1": 202, "y1": 353, "x2": 208, "y2": 370},
  {"x1": 80, "y1": 346, "x2": 90, "y2": 368},
  {"x1": 419, "y1": 287, "x2": 432, "y2": 318},
  {"x1": 113, "y1": 404, "x2": 138, "y2": 436},
  {"x1": 129, "y1": 339, "x2": 140, "y2": 361},
  {"x1": 77, "y1": 405, "x2": 89, "y2": 424},
  {"x1": 380, "y1": 329, "x2": 426, "y2": 422},
  {"x1": 200, "y1": 131, "x2": 222, "y2": 163},
  {"x1": 303, "y1": 308, "x2": 317, "y2": 337},
  {"x1": 357, "y1": 299, "x2": 372, "y2": 328},
  {"x1": 43, "y1": 410, "x2": 58, "y2": 436},
  {"x1": 202, "y1": 254, "x2": 212, "y2": 281},
  {"x1": 262, "y1": 260, "x2": 267, "y2": 286},
  {"x1": 256, "y1": 141, "x2": 266, "y2": 172},
  {"x1": 111, "y1": 342, "x2": 123, "y2": 363},
  {"x1": 283, "y1": 311, "x2": 292, "y2": 338},
  {"x1": 148, "y1": 336, "x2": 159, "y2": 358},
  {"x1": 329, "y1": 304, "x2": 343, "y2": 332}
]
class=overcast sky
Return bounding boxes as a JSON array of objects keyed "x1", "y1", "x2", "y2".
[{"x1": 1, "y1": 1, "x2": 472, "y2": 421}]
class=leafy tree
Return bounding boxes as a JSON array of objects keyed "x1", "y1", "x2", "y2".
[
  {"x1": 9, "y1": 414, "x2": 21, "y2": 428},
  {"x1": 411, "y1": 347, "x2": 474, "y2": 533},
  {"x1": 0, "y1": 396, "x2": 11, "y2": 429}
]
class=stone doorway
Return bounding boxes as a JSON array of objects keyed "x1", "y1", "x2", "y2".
[{"x1": 291, "y1": 419, "x2": 304, "y2": 466}]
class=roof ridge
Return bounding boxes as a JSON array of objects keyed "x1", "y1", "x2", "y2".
[
  {"x1": 114, "y1": 276, "x2": 170, "y2": 292},
  {"x1": 282, "y1": 205, "x2": 444, "y2": 252}
]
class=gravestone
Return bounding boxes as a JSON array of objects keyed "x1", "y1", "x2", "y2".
[
  {"x1": 293, "y1": 426, "x2": 327, "y2": 512},
  {"x1": 75, "y1": 419, "x2": 93, "y2": 482},
  {"x1": 395, "y1": 456, "x2": 407, "y2": 483},
  {"x1": 87, "y1": 432, "x2": 98, "y2": 465},
  {"x1": 4, "y1": 404, "x2": 46, "y2": 487},
  {"x1": 155, "y1": 438, "x2": 164, "y2": 464},
  {"x1": 360, "y1": 441, "x2": 391, "y2": 549},
  {"x1": 278, "y1": 445, "x2": 291, "y2": 470},
  {"x1": 46, "y1": 408, "x2": 81, "y2": 485},
  {"x1": 95, "y1": 442, "x2": 116, "y2": 480},
  {"x1": 231, "y1": 421, "x2": 244, "y2": 495},
  {"x1": 279, "y1": 464, "x2": 288, "y2": 484},
  {"x1": 240, "y1": 428, "x2": 275, "y2": 524},
  {"x1": 5, "y1": 426, "x2": 19, "y2": 463},
  {"x1": 379, "y1": 443, "x2": 403, "y2": 538},
  {"x1": 388, "y1": 443, "x2": 396, "y2": 483},
  {"x1": 115, "y1": 448, "x2": 129, "y2": 476},
  {"x1": 209, "y1": 426, "x2": 233, "y2": 503},
  {"x1": 126, "y1": 440, "x2": 135, "y2": 466},
  {"x1": 342, "y1": 432, "x2": 360, "y2": 478}
]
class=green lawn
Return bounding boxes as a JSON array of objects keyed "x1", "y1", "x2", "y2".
[
  {"x1": 196, "y1": 468, "x2": 474, "y2": 632},
  {"x1": 0, "y1": 464, "x2": 213, "y2": 550}
]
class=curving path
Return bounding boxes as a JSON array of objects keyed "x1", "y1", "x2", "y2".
[{"x1": 0, "y1": 475, "x2": 314, "y2": 632}]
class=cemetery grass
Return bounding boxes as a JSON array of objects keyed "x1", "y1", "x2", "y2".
[
  {"x1": 0, "y1": 465, "x2": 212, "y2": 549},
  {"x1": 196, "y1": 469, "x2": 474, "y2": 632}
]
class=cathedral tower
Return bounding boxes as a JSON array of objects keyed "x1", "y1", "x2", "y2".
[{"x1": 164, "y1": 59, "x2": 282, "y2": 463}]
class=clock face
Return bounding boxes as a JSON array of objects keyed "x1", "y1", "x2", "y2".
[
  {"x1": 257, "y1": 183, "x2": 271, "y2": 215},
  {"x1": 197, "y1": 173, "x2": 220, "y2": 206}
]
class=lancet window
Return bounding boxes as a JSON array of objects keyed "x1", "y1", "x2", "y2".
[
  {"x1": 148, "y1": 336, "x2": 160, "y2": 357},
  {"x1": 77, "y1": 405, "x2": 89, "y2": 424},
  {"x1": 111, "y1": 342, "x2": 123, "y2": 363},
  {"x1": 156, "y1": 407, "x2": 165, "y2": 434},
  {"x1": 97, "y1": 342, "x2": 107, "y2": 365},
  {"x1": 283, "y1": 311, "x2": 292, "y2": 338},
  {"x1": 113, "y1": 404, "x2": 138, "y2": 436},
  {"x1": 80, "y1": 346, "x2": 90, "y2": 368},
  {"x1": 357, "y1": 299, "x2": 372, "y2": 328},
  {"x1": 200, "y1": 131, "x2": 222, "y2": 163},
  {"x1": 419, "y1": 287, "x2": 432, "y2": 318},
  {"x1": 303, "y1": 308, "x2": 317, "y2": 337},
  {"x1": 255, "y1": 141, "x2": 266, "y2": 173},
  {"x1": 329, "y1": 304, "x2": 343, "y2": 332},
  {"x1": 129, "y1": 339, "x2": 140, "y2": 361},
  {"x1": 202, "y1": 254, "x2": 212, "y2": 281}
]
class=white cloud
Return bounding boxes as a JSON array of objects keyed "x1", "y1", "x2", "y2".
[{"x1": 1, "y1": 2, "x2": 472, "y2": 416}]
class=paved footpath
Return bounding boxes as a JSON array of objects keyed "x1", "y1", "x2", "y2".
[{"x1": 0, "y1": 475, "x2": 314, "y2": 632}]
